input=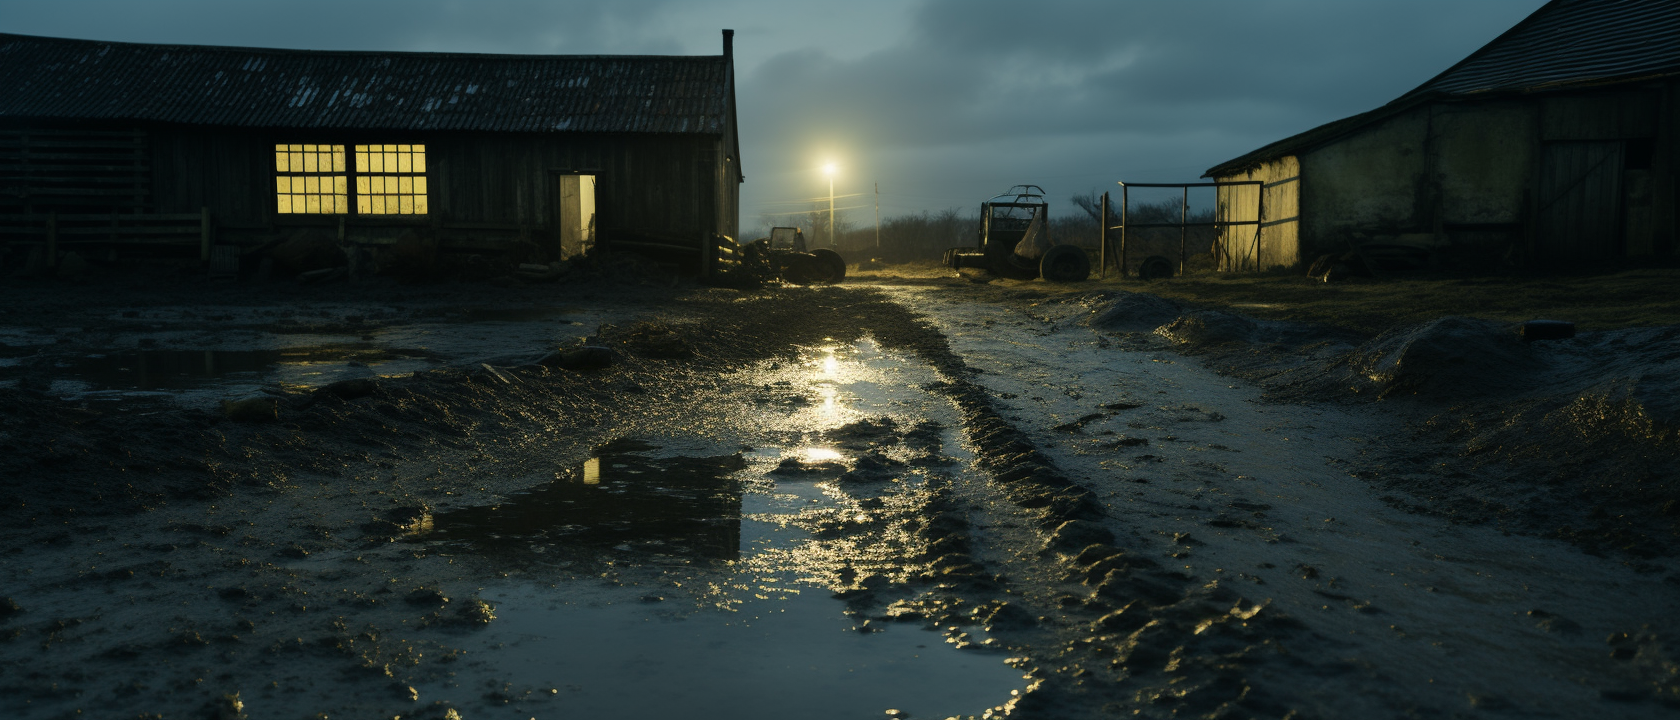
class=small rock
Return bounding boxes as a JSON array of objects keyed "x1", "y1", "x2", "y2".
[
  {"x1": 322, "y1": 377, "x2": 378, "y2": 400},
  {"x1": 452, "y1": 598, "x2": 496, "y2": 625},
  {"x1": 405, "y1": 587, "x2": 449, "y2": 607},
  {"x1": 535, "y1": 345, "x2": 616, "y2": 371},
  {"x1": 1044, "y1": 520, "x2": 1115, "y2": 552},
  {"x1": 220, "y1": 396, "x2": 278, "y2": 423},
  {"x1": 1095, "y1": 601, "x2": 1149, "y2": 633},
  {"x1": 209, "y1": 691, "x2": 247, "y2": 720}
]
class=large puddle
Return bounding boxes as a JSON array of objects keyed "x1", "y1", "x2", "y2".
[{"x1": 405, "y1": 339, "x2": 1024, "y2": 718}]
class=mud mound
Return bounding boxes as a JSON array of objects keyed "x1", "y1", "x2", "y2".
[
  {"x1": 1566, "y1": 370, "x2": 1680, "y2": 442},
  {"x1": 1349, "y1": 316, "x2": 1540, "y2": 398},
  {"x1": 1154, "y1": 310, "x2": 1257, "y2": 346},
  {"x1": 1086, "y1": 292, "x2": 1183, "y2": 332}
]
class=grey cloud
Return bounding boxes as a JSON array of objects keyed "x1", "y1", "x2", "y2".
[
  {"x1": 738, "y1": 0, "x2": 1543, "y2": 216},
  {"x1": 0, "y1": 0, "x2": 685, "y2": 55}
]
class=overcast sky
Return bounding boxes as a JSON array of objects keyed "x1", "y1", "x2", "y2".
[{"x1": 2, "y1": 0, "x2": 1547, "y2": 230}]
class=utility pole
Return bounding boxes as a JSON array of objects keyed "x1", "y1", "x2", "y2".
[
  {"x1": 874, "y1": 182, "x2": 880, "y2": 249},
  {"x1": 824, "y1": 163, "x2": 837, "y2": 248}
]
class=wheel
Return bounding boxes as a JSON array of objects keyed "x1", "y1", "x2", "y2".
[
  {"x1": 1137, "y1": 255, "x2": 1174, "y2": 281},
  {"x1": 811, "y1": 248, "x2": 846, "y2": 284},
  {"x1": 1038, "y1": 244, "x2": 1091, "y2": 282}
]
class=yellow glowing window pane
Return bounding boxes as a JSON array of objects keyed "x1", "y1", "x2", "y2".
[
  {"x1": 334, "y1": 196, "x2": 348, "y2": 214},
  {"x1": 344, "y1": 142, "x2": 427, "y2": 214},
  {"x1": 276, "y1": 177, "x2": 290, "y2": 193},
  {"x1": 305, "y1": 195, "x2": 320, "y2": 214},
  {"x1": 332, "y1": 153, "x2": 345, "y2": 172},
  {"x1": 277, "y1": 197, "x2": 289, "y2": 213},
  {"x1": 291, "y1": 195, "x2": 306, "y2": 214},
  {"x1": 274, "y1": 152, "x2": 287, "y2": 172},
  {"x1": 290, "y1": 152, "x2": 303, "y2": 170},
  {"x1": 334, "y1": 176, "x2": 347, "y2": 194}
]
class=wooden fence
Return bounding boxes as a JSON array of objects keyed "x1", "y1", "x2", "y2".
[{"x1": 0, "y1": 209, "x2": 213, "y2": 267}]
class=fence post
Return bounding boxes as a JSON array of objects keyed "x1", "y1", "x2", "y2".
[
  {"x1": 199, "y1": 207, "x2": 212, "y2": 264},
  {"x1": 1178, "y1": 186, "x2": 1187, "y2": 277},
  {"x1": 1099, "y1": 191, "x2": 1109, "y2": 279},
  {"x1": 1119, "y1": 186, "x2": 1129, "y2": 279},
  {"x1": 46, "y1": 212, "x2": 58, "y2": 269}
]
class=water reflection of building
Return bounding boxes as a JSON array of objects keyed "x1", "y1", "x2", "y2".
[{"x1": 426, "y1": 450, "x2": 745, "y2": 562}]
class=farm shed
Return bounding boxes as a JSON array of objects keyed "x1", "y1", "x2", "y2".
[
  {"x1": 1205, "y1": 0, "x2": 1679, "y2": 271},
  {"x1": 0, "y1": 30, "x2": 743, "y2": 276}
]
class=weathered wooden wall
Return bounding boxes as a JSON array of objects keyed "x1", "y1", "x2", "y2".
[
  {"x1": 137, "y1": 124, "x2": 733, "y2": 260},
  {"x1": 1236, "y1": 82, "x2": 1679, "y2": 268},
  {"x1": 1215, "y1": 155, "x2": 1299, "y2": 271}
]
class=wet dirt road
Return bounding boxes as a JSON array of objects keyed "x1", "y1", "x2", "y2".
[{"x1": 1, "y1": 277, "x2": 1676, "y2": 719}]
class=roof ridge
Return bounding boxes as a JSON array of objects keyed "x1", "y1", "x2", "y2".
[{"x1": 0, "y1": 32, "x2": 725, "y2": 62}]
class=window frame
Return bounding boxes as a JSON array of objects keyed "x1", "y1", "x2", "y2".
[{"x1": 271, "y1": 139, "x2": 432, "y2": 221}]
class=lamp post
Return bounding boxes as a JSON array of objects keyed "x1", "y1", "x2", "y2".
[{"x1": 824, "y1": 163, "x2": 836, "y2": 248}]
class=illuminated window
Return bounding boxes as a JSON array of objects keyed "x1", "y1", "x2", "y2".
[
  {"x1": 355, "y1": 144, "x2": 428, "y2": 215},
  {"x1": 274, "y1": 144, "x2": 347, "y2": 214}
]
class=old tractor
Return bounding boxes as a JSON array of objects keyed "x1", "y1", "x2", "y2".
[
  {"x1": 943, "y1": 185, "x2": 1090, "y2": 282},
  {"x1": 741, "y1": 226, "x2": 847, "y2": 285}
]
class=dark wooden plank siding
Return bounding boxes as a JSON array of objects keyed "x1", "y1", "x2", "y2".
[
  {"x1": 149, "y1": 126, "x2": 263, "y2": 223},
  {"x1": 429, "y1": 132, "x2": 722, "y2": 246},
  {"x1": 10, "y1": 119, "x2": 735, "y2": 263},
  {"x1": 1536, "y1": 141, "x2": 1624, "y2": 261}
]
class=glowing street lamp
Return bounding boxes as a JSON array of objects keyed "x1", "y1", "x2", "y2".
[{"x1": 823, "y1": 163, "x2": 837, "y2": 247}]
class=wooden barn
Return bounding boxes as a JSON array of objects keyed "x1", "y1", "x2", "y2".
[
  {"x1": 1205, "y1": 0, "x2": 1678, "y2": 271},
  {"x1": 0, "y1": 30, "x2": 742, "y2": 277}
]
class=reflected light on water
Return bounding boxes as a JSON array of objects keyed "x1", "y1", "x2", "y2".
[
  {"x1": 818, "y1": 385, "x2": 843, "y2": 423},
  {"x1": 581, "y1": 457, "x2": 601, "y2": 485},
  {"x1": 799, "y1": 447, "x2": 844, "y2": 463}
]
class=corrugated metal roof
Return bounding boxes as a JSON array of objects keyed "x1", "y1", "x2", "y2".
[
  {"x1": 1206, "y1": 0, "x2": 1680, "y2": 177},
  {"x1": 1403, "y1": 0, "x2": 1680, "y2": 98},
  {"x1": 0, "y1": 33, "x2": 731, "y2": 134}
]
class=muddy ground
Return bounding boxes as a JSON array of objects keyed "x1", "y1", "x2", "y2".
[{"x1": 1, "y1": 263, "x2": 1677, "y2": 719}]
